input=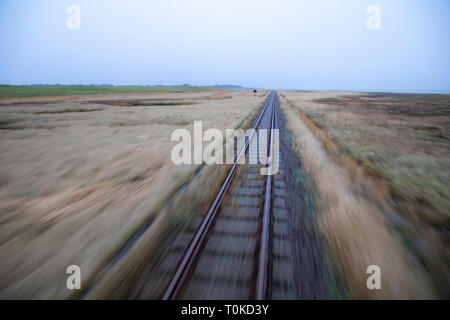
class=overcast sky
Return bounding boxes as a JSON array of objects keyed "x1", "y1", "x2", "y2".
[{"x1": 0, "y1": 0, "x2": 449, "y2": 92}]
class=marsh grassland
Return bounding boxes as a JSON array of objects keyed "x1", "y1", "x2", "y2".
[
  {"x1": 280, "y1": 90, "x2": 449, "y2": 298},
  {"x1": 1, "y1": 87, "x2": 448, "y2": 299},
  {"x1": 0, "y1": 89, "x2": 267, "y2": 298}
]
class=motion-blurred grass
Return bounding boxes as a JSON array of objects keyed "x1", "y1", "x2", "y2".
[{"x1": 0, "y1": 90, "x2": 265, "y2": 299}]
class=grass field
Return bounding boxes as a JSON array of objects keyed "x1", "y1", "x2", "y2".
[
  {"x1": 0, "y1": 85, "x2": 209, "y2": 98},
  {"x1": 0, "y1": 89, "x2": 267, "y2": 299},
  {"x1": 280, "y1": 90, "x2": 449, "y2": 298}
]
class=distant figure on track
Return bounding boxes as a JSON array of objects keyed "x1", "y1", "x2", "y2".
[{"x1": 253, "y1": 89, "x2": 257, "y2": 98}]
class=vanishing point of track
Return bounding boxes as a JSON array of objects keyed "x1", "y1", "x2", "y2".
[{"x1": 163, "y1": 91, "x2": 284, "y2": 300}]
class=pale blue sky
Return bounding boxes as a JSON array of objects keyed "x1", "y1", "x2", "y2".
[{"x1": 0, "y1": 0, "x2": 449, "y2": 92}]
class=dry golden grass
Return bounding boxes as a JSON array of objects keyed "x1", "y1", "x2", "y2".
[
  {"x1": 280, "y1": 92, "x2": 442, "y2": 299},
  {"x1": 280, "y1": 90, "x2": 449, "y2": 297},
  {"x1": 0, "y1": 89, "x2": 267, "y2": 299}
]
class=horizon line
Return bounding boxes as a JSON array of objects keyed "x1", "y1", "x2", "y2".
[{"x1": 0, "y1": 83, "x2": 449, "y2": 95}]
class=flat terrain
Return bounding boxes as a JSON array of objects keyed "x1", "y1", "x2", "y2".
[
  {"x1": 0, "y1": 89, "x2": 267, "y2": 299},
  {"x1": 280, "y1": 91, "x2": 449, "y2": 298},
  {"x1": 0, "y1": 88, "x2": 448, "y2": 299}
]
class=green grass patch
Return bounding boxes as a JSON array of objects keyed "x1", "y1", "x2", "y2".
[{"x1": 0, "y1": 85, "x2": 209, "y2": 98}]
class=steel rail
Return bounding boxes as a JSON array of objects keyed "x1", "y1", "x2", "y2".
[
  {"x1": 162, "y1": 91, "x2": 275, "y2": 300},
  {"x1": 255, "y1": 95, "x2": 276, "y2": 300}
]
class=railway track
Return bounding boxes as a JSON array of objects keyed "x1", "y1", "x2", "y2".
[
  {"x1": 81, "y1": 90, "x2": 328, "y2": 300},
  {"x1": 151, "y1": 91, "x2": 290, "y2": 300}
]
